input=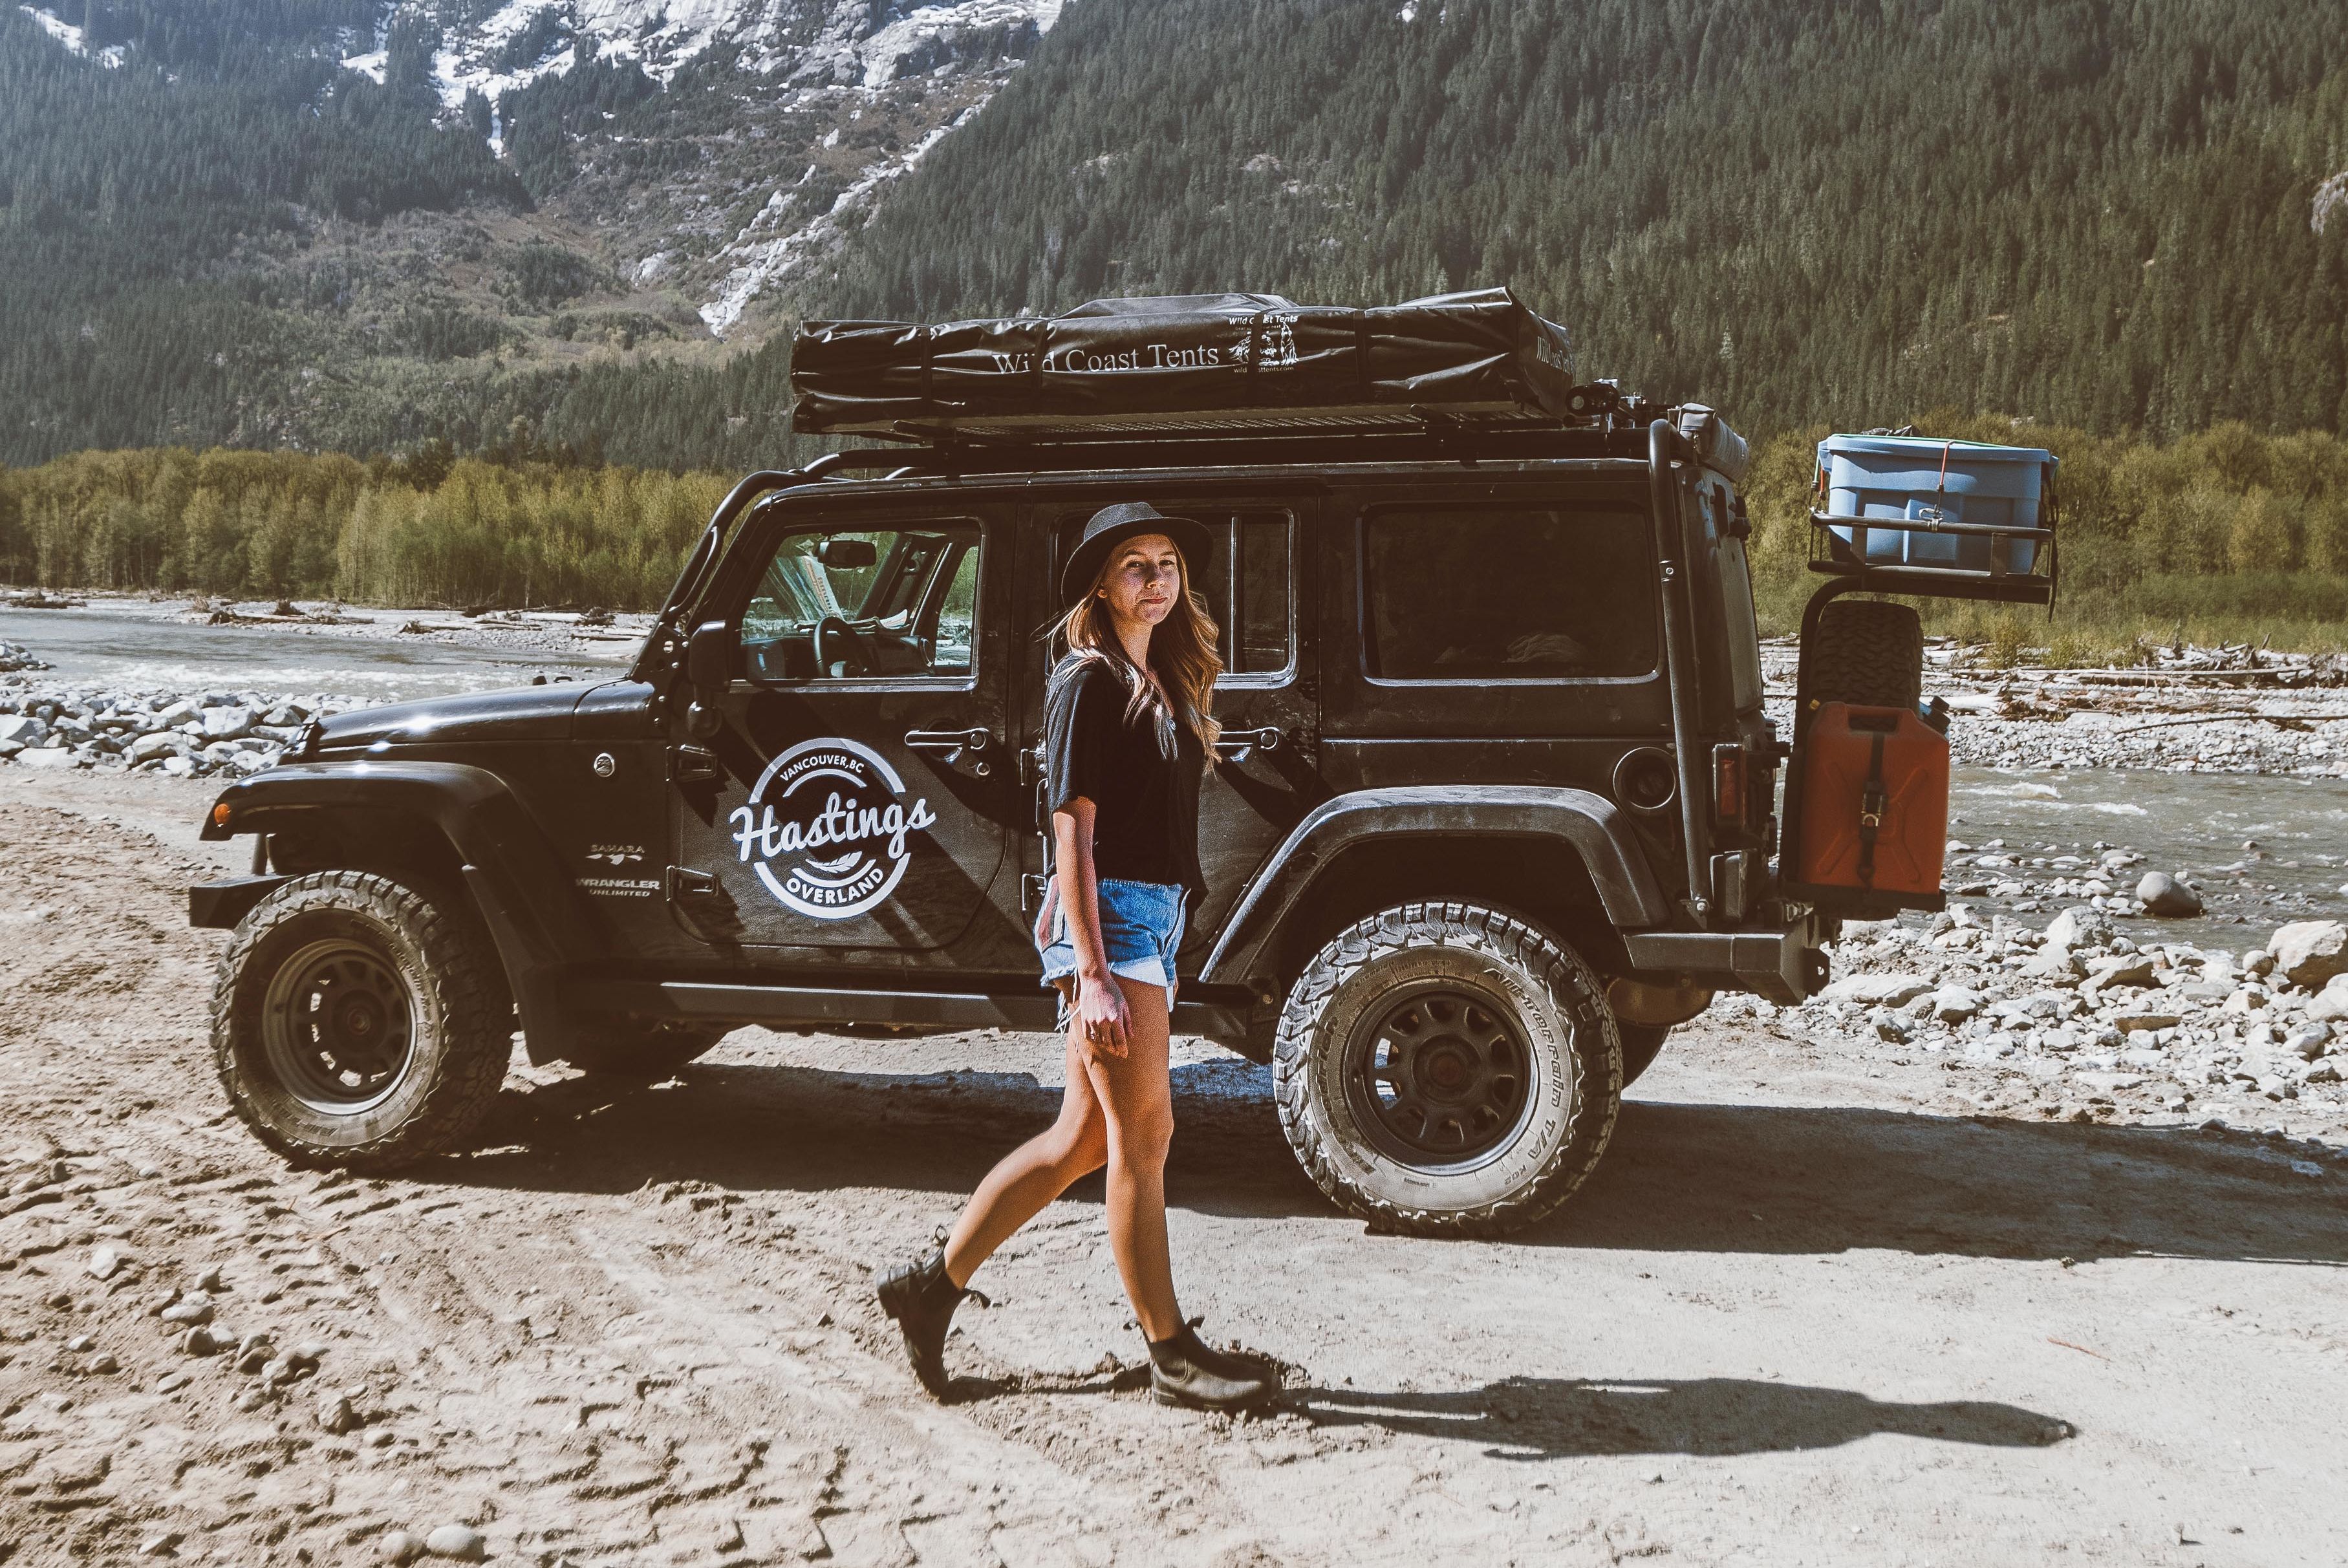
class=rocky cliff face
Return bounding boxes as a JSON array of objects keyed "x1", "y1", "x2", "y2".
[{"x1": 337, "y1": 0, "x2": 1062, "y2": 337}]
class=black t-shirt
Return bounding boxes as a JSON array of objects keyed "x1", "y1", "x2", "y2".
[{"x1": 1043, "y1": 654, "x2": 1206, "y2": 903}]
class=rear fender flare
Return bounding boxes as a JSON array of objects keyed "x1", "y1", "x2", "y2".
[
  {"x1": 200, "y1": 762, "x2": 588, "y2": 1051},
  {"x1": 1198, "y1": 786, "x2": 1670, "y2": 989}
]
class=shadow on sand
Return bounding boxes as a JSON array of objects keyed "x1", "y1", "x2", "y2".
[{"x1": 456, "y1": 1055, "x2": 2348, "y2": 1268}]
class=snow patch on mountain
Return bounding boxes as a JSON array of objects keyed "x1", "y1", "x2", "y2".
[
  {"x1": 698, "y1": 112, "x2": 967, "y2": 336},
  {"x1": 19, "y1": 6, "x2": 125, "y2": 67}
]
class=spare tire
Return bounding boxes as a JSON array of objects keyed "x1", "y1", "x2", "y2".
[{"x1": 1806, "y1": 599, "x2": 1923, "y2": 711}]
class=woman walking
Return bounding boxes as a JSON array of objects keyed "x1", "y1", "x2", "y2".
[{"x1": 875, "y1": 501, "x2": 1275, "y2": 1412}]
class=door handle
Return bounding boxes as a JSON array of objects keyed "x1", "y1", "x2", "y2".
[
  {"x1": 904, "y1": 727, "x2": 994, "y2": 774},
  {"x1": 1213, "y1": 726, "x2": 1283, "y2": 760}
]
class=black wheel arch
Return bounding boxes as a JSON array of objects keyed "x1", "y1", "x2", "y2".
[
  {"x1": 196, "y1": 762, "x2": 590, "y2": 1061},
  {"x1": 1199, "y1": 786, "x2": 1668, "y2": 1000}
]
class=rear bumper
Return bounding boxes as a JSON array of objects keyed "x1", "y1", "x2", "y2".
[{"x1": 1621, "y1": 910, "x2": 1827, "y2": 1005}]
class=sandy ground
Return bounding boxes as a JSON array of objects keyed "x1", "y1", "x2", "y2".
[{"x1": 3, "y1": 769, "x2": 2346, "y2": 1567}]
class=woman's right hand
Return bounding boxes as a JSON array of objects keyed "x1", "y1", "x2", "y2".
[{"x1": 1073, "y1": 969, "x2": 1131, "y2": 1058}]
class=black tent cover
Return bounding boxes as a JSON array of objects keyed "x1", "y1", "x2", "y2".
[{"x1": 789, "y1": 288, "x2": 1577, "y2": 442}]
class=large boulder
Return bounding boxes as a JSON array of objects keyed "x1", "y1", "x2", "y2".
[
  {"x1": 0, "y1": 714, "x2": 48, "y2": 746},
  {"x1": 200, "y1": 704, "x2": 255, "y2": 741},
  {"x1": 2268, "y1": 921, "x2": 2348, "y2": 990},
  {"x1": 2136, "y1": 871, "x2": 2203, "y2": 918}
]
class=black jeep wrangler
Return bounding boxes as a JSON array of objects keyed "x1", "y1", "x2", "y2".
[{"x1": 189, "y1": 294, "x2": 1981, "y2": 1236}]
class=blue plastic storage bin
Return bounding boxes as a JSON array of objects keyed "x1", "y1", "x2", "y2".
[{"x1": 1816, "y1": 435, "x2": 2056, "y2": 574}]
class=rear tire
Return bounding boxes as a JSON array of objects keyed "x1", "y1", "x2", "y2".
[
  {"x1": 211, "y1": 872, "x2": 513, "y2": 1172},
  {"x1": 562, "y1": 1023, "x2": 727, "y2": 1081},
  {"x1": 1273, "y1": 902, "x2": 1621, "y2": 1238},
  {"x1": 1618, "y1": 1023, "x2": 1669, "y2": 1088},
  {"x1": 1807, "y1": 599, "x2": 1923, "y2": 709}
]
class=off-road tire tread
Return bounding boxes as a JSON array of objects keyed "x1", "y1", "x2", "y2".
[
  {"x1": 1272, "y1": 901, "x2": 1621, "y2": 1238},
  {"x1": 211, "y1": 871, "x2": 510, "y2": 1172},
  {"x1": 1807, "y1": 599, "x2": 1924, "y2": 711}
]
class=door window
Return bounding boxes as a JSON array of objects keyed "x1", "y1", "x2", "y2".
[
  {"x1": 1052, "y1": 509, "x2": 1294, "y2": 679},
  {"x1": 741, "y1": 524, "x2": 980, "y2": 682},
  {"x1": 1362, "y1": 504, "x2": 1657, "y2": 682}
]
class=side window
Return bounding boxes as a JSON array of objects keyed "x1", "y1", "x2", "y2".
[
  {"x1": 1053, "y1": 507, "x2": 1294, "y2": 678},
  {"x1": 740, "y1": 522, "x2": 980, "y2": 682},
  {"x1": 1364, "y1": 504, "x2": 1657, "y2": 681}
]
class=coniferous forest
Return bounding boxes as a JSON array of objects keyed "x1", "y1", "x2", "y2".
[{"x1": 1, "y1": 0, "x2": 2345, "y2": 641}]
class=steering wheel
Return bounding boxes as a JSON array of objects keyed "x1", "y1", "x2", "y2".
[{"x1": 812, "y1": 616, "x2": 873, "y2": 678}]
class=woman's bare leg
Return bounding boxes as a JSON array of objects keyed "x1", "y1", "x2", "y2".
[
  {"x1": 1082, "y1": 975, "x2": 1183, "y2": 1340},
  {"x1": 940, "y1": 1009, "x2": 1109, "y2": 1287}
]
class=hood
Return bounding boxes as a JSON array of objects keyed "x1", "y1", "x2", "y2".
[{"x1": 316, "y1": 682, "x2": 595, "y2": 753}]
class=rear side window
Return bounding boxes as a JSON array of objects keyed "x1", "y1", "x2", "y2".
[{"x1": 1364, "y1": 504, "x2": 1657, "y2": 681}]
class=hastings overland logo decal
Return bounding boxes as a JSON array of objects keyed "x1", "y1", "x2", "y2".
[{"x1": 729, "y1": 738, "x2": 938, "y2": 920}]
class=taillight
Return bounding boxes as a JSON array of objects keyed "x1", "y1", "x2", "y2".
[{"x1": 1712, "y1": 743, "x2": 1747, "y2": 828}]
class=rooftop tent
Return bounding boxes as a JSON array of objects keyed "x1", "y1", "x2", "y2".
[{"x1": 788, "y1": 288, "x2": 1578, "y2": 442}]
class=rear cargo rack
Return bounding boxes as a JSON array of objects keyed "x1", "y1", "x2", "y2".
[{"x1": 1805, "y1": 508, "x2": 2057, "y2": 606}]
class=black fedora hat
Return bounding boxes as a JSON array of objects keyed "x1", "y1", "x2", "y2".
[{"x1": 1059, "y1": 500, "x2": 1214, "y2": 607}]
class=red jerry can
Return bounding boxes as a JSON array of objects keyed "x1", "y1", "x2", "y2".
[{"x1": 1789, "y1": 702, "x2": 1950, "y2": 913}]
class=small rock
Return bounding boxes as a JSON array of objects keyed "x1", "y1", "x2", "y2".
[
  {"x1": 2137, "y1": 872, "x2": 2203, "y2": 918},
  {"x1": 2309, "y1": 974, "x2": 2348, "y2": 1023},
  {"x1": 195, "y1": 1266, "x2": 226, "y2": 1292},
  {"x1": 200, "y1": 705, "x2": 255, "y2": 740},
  {"x1": 2044, "y1": 905, "x2": 2113, "y2": 951},
  {"x1": 86, "y1": 1245, "x2": 125, "y2": 1281},
  {"x1": 89, "y1": 1353, "x2": 118, "y2": 1374},
  {"x1": 2287, "y1": 1024, "x2": 2333, "y2": 1061},
  {"x1": 2082, "y1": 955, "x2": 2157, "y2": 993},
  {"x1": 160, "y1": 1294, "x2": 213, "y2": 1326},
  {"x1": 318, "y1": 1393, "x2": 363, "y2": 1434},
  {"x1": 1930, "y1": 987, "x2": 1981, "y2": 1023},
  {"x1": 2268, "y1": 921, "x2": 2348, "y2": 989},
  {"x1": 2115, "y1": 1011, "x2": 2182, "y2": 1033},
  {"x1": 2222, "y1": 988, "x2": 2268, "y2": 1016},
  {"x1": 154, "y1": 1369, "x2": 191, "y2": 1393},
  {"x1": 136, "y1": 1531, "x2": 182, "y2": 1557},
  {"x1": 2243, "y1": 949, "x2": 2276, "y2": 978},
  {"x1": 423, "y1": 1523, "x2": 486, "y2": 1562},
  {"x1": 180, "y1": 1325, "x2": 224, "y2": 1356},
  {"x1": 65, "y1": 1333, "x2": 96, "y2": 1352},
  {"x1": 378, "y1": 1530, "x2": 426, "y2": 1564},
  {"x1": 1819, "y1": 972, "x2": 1935, "y2": 1007}
]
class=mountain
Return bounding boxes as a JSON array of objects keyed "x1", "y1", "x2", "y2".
[
  {"x1": 3, "y1": 0, "x2": 2346, "y2": 471},
  {"x1": 816, "y1": 0, "x2": 2348, "y2": 442},
  {"x1": 0, "y1": 0, "x2": 1059, "y2": 465}
]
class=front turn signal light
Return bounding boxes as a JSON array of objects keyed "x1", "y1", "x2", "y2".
[{"x1": 210, "y1": 801, "x2": 233, "y2": 830}]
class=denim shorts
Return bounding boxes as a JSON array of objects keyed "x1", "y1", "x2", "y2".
[{"x1": 1037, "y1": 876, "x2": 1185, "y2": 1014}]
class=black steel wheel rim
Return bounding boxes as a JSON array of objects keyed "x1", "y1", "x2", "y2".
[
  {"x1": 1344, "y1": 980, "x2": 1535, "y2": 1172},
  {"x1": 259, "y1": 937, "x2": 417, "y2": 1114}
]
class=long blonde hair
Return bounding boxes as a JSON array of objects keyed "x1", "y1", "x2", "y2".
[{"x1": 1049, "y1": 539, "x2": 1222, "y2": 763}]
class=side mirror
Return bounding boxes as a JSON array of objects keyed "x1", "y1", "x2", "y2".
[
  {"x1": 687, "y1": 619, "x2": 732, "y2": 689},
  {"x1": 684, "y1": 619, "x2": 731, "y2": 738},
  {"x1": 816, "y1": 537, "x2": 878, "y2": 569}
]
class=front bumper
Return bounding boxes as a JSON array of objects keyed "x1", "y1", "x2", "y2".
[{"x1": 1621, "y1": 908, "x2": 1827, "y2": 1005}]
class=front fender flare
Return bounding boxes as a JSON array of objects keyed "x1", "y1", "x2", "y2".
[
  {"x1": 1197, "y1": 786, "x2": 1670, "y2": 988},
  {"x1": 199, "y1": 761, "x2": 591, "y2": 1050}
]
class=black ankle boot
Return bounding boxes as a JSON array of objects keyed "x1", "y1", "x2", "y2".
[
  {"x1": 875, "y1": 1246, "x2": 986, "y2": 1398},
  {"x1": 1146, "y1": 1324, "x2": 1276, "y2": 1412}
]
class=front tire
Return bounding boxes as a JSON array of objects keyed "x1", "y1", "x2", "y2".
[
  {"x1": 211, "y1": 872, "x2": 513, "y2": 1171},
  {"x1": 1273, "y1": 902, "x2": 1622, "y2": 1238}
]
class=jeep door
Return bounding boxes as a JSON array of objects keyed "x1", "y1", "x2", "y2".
[
  {"x1": 1026, "y1": 491, "x2": 1321, "y2": 963},
  {"x1": 665, "y1": 495, "x2": 1028, "y2": 966}
]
